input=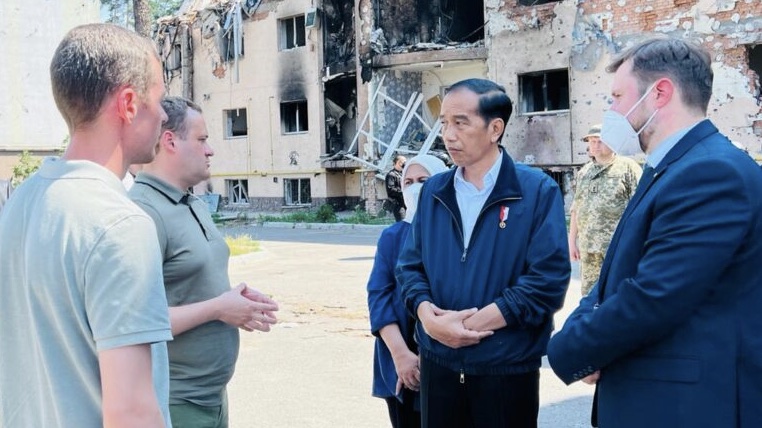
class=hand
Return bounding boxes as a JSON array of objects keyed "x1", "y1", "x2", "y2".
[
  {"x1": 216, "y1": 284, "x2": 278, "y2": 332},
  {"x1": 459, "y1": 303, "x2": 507, "y2": 332},
  {"x1": 582, "y1": 371, "x2": 600, "y2": 385},
  {"x1": 418, "y1": 302, "x2": 492, "y2": 349},
  {"x1": 568, "y1": 237, "x2": 580, "y2": 262},
  {"x1": 240, "y1": 283, "x2": 279, "y2": 330},
  {"x1": 392, "y1": 350, "x2": 420, "y2": 393}
]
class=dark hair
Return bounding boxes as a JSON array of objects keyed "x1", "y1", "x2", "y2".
[
  {"x1": 447, "y1": 78, "x2": 513, "y2": 142},
  {"x1": 161, "y1": 96, "x2": 203, "y2": 139},
  {"x1": 50, "y1": 23, "x2": 159, "y2": 129},
  {"x1": 393, "y1": 154, "x2": 406, "y2": 164},
  {"x1": 607, "y1": 36, "x2": 712, "y2": 114}
]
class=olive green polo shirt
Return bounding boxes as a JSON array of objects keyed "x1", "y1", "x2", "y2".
[{"x1": 130, "y1": 172, "x2": 239, "y2": 407}]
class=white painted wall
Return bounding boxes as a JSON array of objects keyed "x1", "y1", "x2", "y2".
[{"x1": 0, "y1": 0, "x2": 100, "y2": 152}]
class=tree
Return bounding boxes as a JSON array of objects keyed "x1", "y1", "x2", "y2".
[
  {"x1": 102, "y1": 0, "x2": 184, "y2": 33},
  {"x1": 133, "y1": 0, "x2": 151, "y2": 37}
]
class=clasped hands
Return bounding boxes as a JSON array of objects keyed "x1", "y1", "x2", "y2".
[
  {"x1": 218, "y1": 283, "x2": 279, "y2": 332},
  {"x1": 417, "y1": 301, "x2": 503, "y2": 349}
]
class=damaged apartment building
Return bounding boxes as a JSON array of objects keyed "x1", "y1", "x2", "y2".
[{"x1": 156, "y1": 0, "x2": 761, "y2": 212}]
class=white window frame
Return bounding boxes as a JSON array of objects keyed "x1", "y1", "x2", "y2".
[
  {"x1": 279, "y1": 15, "x2": 306, "y2": 51},
  {"x1": 280, "y1": 100, "x2": 309, "y2": 134},
  {"x1": 224, "y1": 108, "x2": 248, "y2": 138},
  {"x1": 226, "y1": 179, "x2": 249, "y2": 204},
  {"x1": 283, "y1": 178, "x2": 311, "y2": 206}
]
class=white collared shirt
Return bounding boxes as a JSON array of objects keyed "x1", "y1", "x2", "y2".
[
  {"x1": 454, "y1": 152, "x2": 503, "y2": 248},
  {"x1": 646, "y1": 120, "x2": 702, "y2": 168}
]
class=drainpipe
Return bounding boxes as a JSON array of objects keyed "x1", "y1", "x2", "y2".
[{"x1": 181, "y1": 23, "x2": 193, "y2": 99}]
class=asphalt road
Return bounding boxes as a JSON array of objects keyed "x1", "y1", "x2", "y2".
[{"x1": 220, "y1": 224, "x2": 593, "y2": 427}]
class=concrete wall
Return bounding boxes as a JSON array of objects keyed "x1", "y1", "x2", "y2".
[
  {"x1": 0, "y1": 0, "x2": 100, "y2": 178},
  {"x1": 168, "y1": 0, "x2": 331, "y2": 209},
  {"x1": 166, "y1": 0, "x2": 760, "y2": 212},
  {"x1": 485, "y1": 0, "x2": 762, "y2": 165}
]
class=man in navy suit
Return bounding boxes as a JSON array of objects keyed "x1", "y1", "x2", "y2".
[{"x1": 548, "y1": 36, "x2": 762, "y2": 427}]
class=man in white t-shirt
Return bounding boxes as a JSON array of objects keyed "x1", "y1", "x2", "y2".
[{"x1": 0, "y1": 24, "x2": 173, "y2": 428}]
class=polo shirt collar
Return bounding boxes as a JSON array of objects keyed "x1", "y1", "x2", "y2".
[{"x1": 134, "y1": 172, "x2": 187, "y2": 204}]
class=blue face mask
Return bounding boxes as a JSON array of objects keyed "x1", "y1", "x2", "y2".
[{"x1": 601, "y1": 82, "x2": 659, "y2": 156}]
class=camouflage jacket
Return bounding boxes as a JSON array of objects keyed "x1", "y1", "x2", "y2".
[{"x1": 573, "y1": 156, "x2": 642, "y2": 253}]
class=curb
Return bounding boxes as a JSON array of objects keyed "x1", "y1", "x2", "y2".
[{"x1": 258, "y1": 221, "x2": 388, "y2": 231}]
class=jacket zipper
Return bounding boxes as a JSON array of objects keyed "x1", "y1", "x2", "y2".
[
  {"x1": 460, "y1": 368, "x2": 465, "y2": 384},
  {"x1": 436, "y1": 195, "x2": 521, "y2": 263}
]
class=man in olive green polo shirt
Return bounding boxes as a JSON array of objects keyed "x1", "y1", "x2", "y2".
[{"x1": 130, "y1": 96, "x2": 279, "y2": 428}]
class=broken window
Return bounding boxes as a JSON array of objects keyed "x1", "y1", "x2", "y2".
[
  {"x1": 226, "y1": 179, "x2": 249, "y2": 204},
  {"x1": 279, "y1": 15, "x2": 306, "y2": 50},
  {"x1": 281, "y1": 100, "x2": 309, "y2": 134},
  {"x1": 220, "y1": 30, "x2": 245, "y2": 62},
  {"x1": 519, "y1": 69, "x2": 570, "y2": 114},
  {"x1": 324, "y1": 76, "x2": 357, "y2": 155},
  {"x1": 323, "y1": 0, "x2": 355, "y2": 74},
  {"x1": 749, "y1": 45, "x2": 761, "y2": 105},
  {"x1": 224, "y1": 108, "x2": 248, "y2": 138},
  {"x1": 373, "y1": 0, "x2": 484, "y2": 50},
  {"x1": 284, "y1": 178, "x2": 311, "y2": 205},
  {"x1": 518, "y1": 0, "x2": 561, "y2": 6}
]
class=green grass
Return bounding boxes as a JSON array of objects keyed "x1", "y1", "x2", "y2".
[
  {"x1": 224, "y1": 234, "x2": 261, "y2": 256},
  {"x1": 256, "y1": 204, "x2": 393, "y2": 226}
]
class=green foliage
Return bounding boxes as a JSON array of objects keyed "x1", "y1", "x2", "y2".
[
  {"x1": 342, "y1": 206, "x2": 392, "y2": 225},
  {"x1": 11, "y1": 151, "x2": 42, "y2": 187},
  {"x1": 101, "y1": 0, "x2": 184, "y2": 28},
  {"x1": 315, "y1": 204, "x2": 338, "y2": 223},
  {"x1": 254, "y1": 205, "x2": 393, "y2": 225}
]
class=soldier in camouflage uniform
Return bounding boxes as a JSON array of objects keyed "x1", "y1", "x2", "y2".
[{"x1": 569, "y1": 124, "x2": 642, "y2": 295}]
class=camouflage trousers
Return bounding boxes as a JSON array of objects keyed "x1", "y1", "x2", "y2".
[{"x1": 580, "y1": 252, "x2": 605, "y2": 296}]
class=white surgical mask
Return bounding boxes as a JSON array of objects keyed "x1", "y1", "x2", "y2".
[
  {"x1": 402, "y1": 182, "x2": 423, "y2": 223},
  {"x1": 601, "y1": 83, "x2": 659, "y2": 156}
]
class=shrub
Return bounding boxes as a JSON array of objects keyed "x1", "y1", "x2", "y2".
[
  {"x1": 11, "y1": 151, "x2": 42, "y2": 187},
  {"x1": 315, "y1": 204, "x2": 338, "y2": 223}
]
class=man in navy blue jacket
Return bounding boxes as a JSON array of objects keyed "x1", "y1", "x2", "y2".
[
  {"x1": 396, "y1": 78, "x2": 570, "y2": 428},
  {"x1": 548, "y1": 37, "x2": 762, "y2": 427}
]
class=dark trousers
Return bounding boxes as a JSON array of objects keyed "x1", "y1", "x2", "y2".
[
  {"x1": 384, "y1": 388, "x2": 421, "y2": 428},
  {"x1": 391, "y1": 201, "x2": 406, "y2": 222},
  {"x1": 420, "y1": 357, "x2": 539, "y2": 428}
]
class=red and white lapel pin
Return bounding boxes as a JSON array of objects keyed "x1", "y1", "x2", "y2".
[{"x1": 499, "y1": 206, "x2": 509, "y2": 229}]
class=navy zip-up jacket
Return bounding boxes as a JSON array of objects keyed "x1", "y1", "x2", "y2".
[{"x1": 396, "y1": 149, "x2": 570, "y2": 375}]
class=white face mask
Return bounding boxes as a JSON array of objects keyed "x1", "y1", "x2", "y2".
[
  {"x1": 402, "y1": 182, "x2": 423, "y2": 223},
  {"x1": 601, "y1": 83, "x2": 659, "y2": 156}
]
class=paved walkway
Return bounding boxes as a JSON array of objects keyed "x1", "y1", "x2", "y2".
[{"x1": 222, "y1": 226, "x2": 593, "y2": 427}]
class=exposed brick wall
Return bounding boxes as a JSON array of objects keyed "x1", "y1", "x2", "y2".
[{"x1": 496, "y1": 0, "x2": 558, "y2": 31}]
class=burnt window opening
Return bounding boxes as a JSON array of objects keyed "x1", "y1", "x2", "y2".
[
  {"x1": 220, "y1": 29, "x2": 244, "y2": 62},
  {"x1": 749, "y1": 45, "x2": 762, "y2": 105},
  {"x1": 324, "y1": 76, "x2": 357, "y2": 155},
  {"x1": 374, "y1": 0, "x2": 484, "y2": 50},
  {"x1": 323, "y1": 0, "x2": 356, "y2": 73},
  {"x1": 224, "y1": 108, "x2": 248, "y2": 138},
  {"x1": 226, "y1": 179, "x2": 249, "y2": 204},
  {"x1": 284, "y1": 178, "x2": 311, "y2": 205},
  {"x1": 519, "y1": 69, "x2": 570, "y2": 114},
  {"x1": 542, "y1": 169, "x2": 566, "y2": 195},
  {"x1": 280, "y1": 15, "x2": 306, "y2": 50},
  {"x1": 281, "y1": 100, "x2": 309, "y2": 134},
  {"x1": 518, "y1": 0, "x2": 561, "y2": 6}
]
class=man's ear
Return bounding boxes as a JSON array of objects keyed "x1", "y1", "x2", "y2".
[
  {"x1": 653, "y1": 78, "x2": 674, "y2": 109},
  {"x1": 115, "y1": 86, "x2": 139, "y2": 123},
  {"x1": 159, "y1": 130, "x2": 177, "y2": 152},
  {"x1": 489, "y1": 118, "x2": 505, "y2": 144}
]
